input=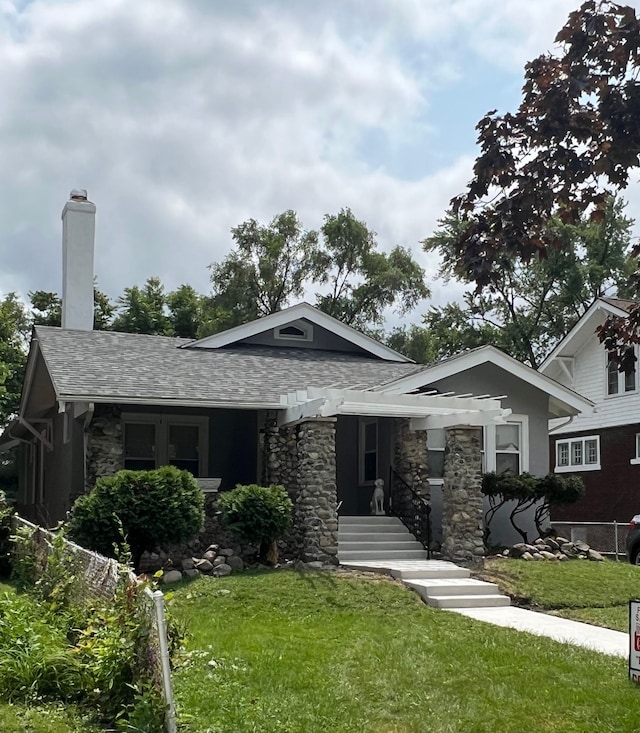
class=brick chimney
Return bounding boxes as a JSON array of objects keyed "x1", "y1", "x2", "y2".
[{"x1": 61, "y1": 189, "x2": 96, "y2": 330}]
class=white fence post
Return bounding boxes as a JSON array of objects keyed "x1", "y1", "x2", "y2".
[{"x1": 147, "y1": 588, "x2": 177, "y2": 733}]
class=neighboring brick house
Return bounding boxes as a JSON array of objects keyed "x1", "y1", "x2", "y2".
[
  {"x1": 540, "y1": 297, "x2": 640, "y2": 523},
  {"x1": 0, "y1": 191, "x2": 593, "y2": 562}
]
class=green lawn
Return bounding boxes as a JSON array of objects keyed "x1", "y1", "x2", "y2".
[
  {"x1": 171, "y1": 569, "x2": 640, "y2": 733},
  {"x1": 478, "y1": 557, "x2": 640, "y2": 631}
]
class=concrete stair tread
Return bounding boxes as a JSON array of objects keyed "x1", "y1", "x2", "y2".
[
  {"x1": 404, "y1": 578, "x2": 500, "y2": 596},
  {"x1": 338, "y1": 550, "x2": 428, "y2": 561},
  {"x1": 342, "y1": 560, "x2": 470, "y2": 579},
  {"x1": 426, "y1": 594, "x2": 511, "y2": 609},
  {"x1": 339, "y1": 533, "x2": 412, "y2": 542},
  {"x1": 339, "y1": 541, "x2": 424, "y2": 551}
]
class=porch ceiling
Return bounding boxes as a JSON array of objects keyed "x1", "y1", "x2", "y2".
[{"x1": 277, "y1": 387, "x2": 511, "y2": 429}]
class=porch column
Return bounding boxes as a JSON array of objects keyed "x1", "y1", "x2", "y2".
[
  {"x1": 441, "y1": 425, "x2": 485, "y2": 563},
  {"x1": 392, "y1": 418, "x2": 430, "y2": 495},
  {"x1": 295, "y1": 418, "x2": 338, "y2": 564},
  {"x1": 262, "y1": 413, "x2": 299, "y2": 503}
]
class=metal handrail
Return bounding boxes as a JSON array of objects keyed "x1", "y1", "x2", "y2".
[{"x1": 389, "y1": 466, "x2": 432, "y2": 558}]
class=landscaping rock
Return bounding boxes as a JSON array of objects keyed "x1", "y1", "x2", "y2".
[
  {"x1": 213, "y1": 556, "x2": 226, "y2": 567},
  {"x1": 194, "y1": 558, "x2": 213, "y2": 573},
  {"x1": 181, "y1": 558, "x2": 195, "y2": 571},
  {"x1": 546, "y1": 538, "x2": 560, "y2": 551},
  {"x1": 219, "y1": 548, "x2": 234, "y2": 557},
  {"x1": 539, "y1": 551, "x2": 557, "y2": 561},
  {"x1": 202, "y1": 550, "x2": 217, "y2": 562},
  {"x1": 227, "y1": 555, "x2": 245, "y2": 572},
  {"x1": 162, "y1": 569, "x2": 183, "y2": 584},
  {"x1": 532, "y1": 553, "x2": 544, "y2": 561},
  {"x1": 588, "y1": 549, "x2": 604, "y2": 561},
  {"x1": 213, "y1": 563, "x2": 232, "y2": 577},
  {"x1": 184, "y1": 568, "x2": 200, "y2": 578},
  {"x1": 521, "y1": 552, "x2": 534, "y2": 561}
]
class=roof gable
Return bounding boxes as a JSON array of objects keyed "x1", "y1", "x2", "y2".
[
  {"x1": 183, "y1": 302, "x2": 413, "y2": 363},
  {"x1": 377, "y1": 345, "x2": 593, "y2": 418},
  {"x1": 539, "y1": 298, "x2": 632, "y2": 374}
]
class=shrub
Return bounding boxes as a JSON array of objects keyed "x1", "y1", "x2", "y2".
[
  {"x1": 218, "y1": 484, "x2": 292, "y2": 564},
  {"x1": 0, "y1": 489, "x2": 12, "y2": 577},
  {"x1": 66, "y1": 466, "x2": 204, "y2": 569}
]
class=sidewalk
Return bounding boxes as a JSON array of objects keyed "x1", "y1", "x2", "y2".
[{"x1": 451, "y1": 605, "x2": 628, "y2": 657}]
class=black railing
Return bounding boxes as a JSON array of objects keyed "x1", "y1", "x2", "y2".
[{"x1": 389, "y1": 467, "x2": 432, "y2": 558}]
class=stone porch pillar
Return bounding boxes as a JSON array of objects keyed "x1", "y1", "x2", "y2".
[
  {"x1": 262, "y1": 414, "x2": 299, "y2": 504},
  {"x1": 441, "y1": 425, "x2": 485, "y2": 563},
  {"x1": 392, "y1": 418, "x2": 430, "y2": 496},
  {"x1": 295, "y1": 418, "x2": 339, "y2": 564}
]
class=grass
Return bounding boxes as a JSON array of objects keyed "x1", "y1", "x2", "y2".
[
  {"x1": 478, "y1": 557, "x2": 640, "y2": 631},
  {"x1": 171, "y1": 569, "x2": 640, "y2": 733}
]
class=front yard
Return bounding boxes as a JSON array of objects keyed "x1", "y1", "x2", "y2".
[{"x1": 170, "y1": 566, "x2": 640, "y2": 733}]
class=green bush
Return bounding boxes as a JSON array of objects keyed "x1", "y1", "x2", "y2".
[
  {"x1": 66, "y1": 466, "x2": 204, "y2": 569},
  {"x1": 218, "y1": 484, "x2": 292, "y2": 564}
]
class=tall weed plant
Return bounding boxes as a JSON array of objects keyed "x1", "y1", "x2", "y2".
[{"x1": 2, "y1": 521, "x2": 173, "y2": 732}]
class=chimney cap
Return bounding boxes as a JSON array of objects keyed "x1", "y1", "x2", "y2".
[{"x1": 69, "y1": 188, "x2": 88, "y2": 201}]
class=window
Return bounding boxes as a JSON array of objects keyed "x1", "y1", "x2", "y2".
[
  {"x1": 483, "y1": 416, "x2": 528, "y2": 474},
  {"x1": 555, "y1": 435, "x2": 600, "y2": 472},
  {"x1": 123, "y1": 414, "x2": 208, "y2": 477},
  {"x1": 495, "y1": 423, "x2": 521, "y2": 474},
  {"x1": 427, "y1": 428, "x2": 445, "y2": 481},
  {"x1": 359, "y1": 417, "x2": 378, "y2": 484},
  {"x1": 607, "y1": 348, "x2": 636, "y2": 395},
  {"x1": 630, "y1": 434, "x2": 640, "y2": 465}
]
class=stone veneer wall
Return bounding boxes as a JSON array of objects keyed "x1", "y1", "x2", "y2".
[
  {"x1": 441, "y1": 426, "x2": 485, "y2": 563},
  {"x1": 392, "y1": 418, "x2": 430, "y2": 495},
  {"x1": 84, "y1": 406, "x2": 124, "y2": 495},
  {"x1": 295, "y1": 419, "x2": 339, "y2": 564}
]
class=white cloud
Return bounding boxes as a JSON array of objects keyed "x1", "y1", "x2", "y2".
[{"x1": 0, "y1": 0, "x2": 635, "y2": 335}]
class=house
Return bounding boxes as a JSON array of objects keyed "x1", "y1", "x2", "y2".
[
  {"x1": 0, "y1": 190, "x2": 593, "y2": 562},
  {"x1": 540, "y1": 297, "x2": 640, "y2": 524}
]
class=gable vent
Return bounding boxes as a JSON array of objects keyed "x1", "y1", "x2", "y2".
[{"x1": 274, "y1": 320, "x2": 313, "y2": 342}]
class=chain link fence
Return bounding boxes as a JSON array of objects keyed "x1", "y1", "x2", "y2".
[
  {"x1": 551, "y1": 520, "x2": 627, "y2": 560},
  {"x1": 10, "y1": 515, "x2": 176, "y2": 733}
]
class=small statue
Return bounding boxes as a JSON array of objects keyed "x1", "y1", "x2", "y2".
[{"x1": 370, "y1": 478, "x2": 385, "y2": 515}]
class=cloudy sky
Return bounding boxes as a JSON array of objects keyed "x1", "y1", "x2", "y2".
[{"x1": 1, "y1": 0, "x2": 638, "y2": 324}]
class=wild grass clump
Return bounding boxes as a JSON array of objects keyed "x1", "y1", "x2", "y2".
[{"x1": 1, "y1": 523, "x2": 176, "y2": 732}]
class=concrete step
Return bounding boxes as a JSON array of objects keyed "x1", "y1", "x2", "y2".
[
  {"x1": 339, "y1": 516, "x2": 405, "y2": 526},
  {"x1": 341, "y1": 560, "x2": 470, "y2": 579},
  {"x1": 404, "y1": 577, "x2": 501, "y2": 598},
  {"x1": 338, "y1": 549, "x2": 429, "y2": 562},
  {"x1": 425, "y1": 594, "x2": 511, "y2": 609},
  {"x1": 339, "y1": 540, "x2": 425, "y2": 552},
  {"x1": 338, "y1": 532, "x2": 412, "y2": 543}
]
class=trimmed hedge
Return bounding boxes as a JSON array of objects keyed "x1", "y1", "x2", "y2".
[{"x1": 66, "y1": 466, "x2": 204, "y2": 568}]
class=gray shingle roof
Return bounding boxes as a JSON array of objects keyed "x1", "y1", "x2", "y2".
[{"x1": 35, "y1": 326, "x2": 424, "y2": 407}]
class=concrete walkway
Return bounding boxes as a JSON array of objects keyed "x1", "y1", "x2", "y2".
[
  {"x1": 452, "y1": 606, "x2": 628, "y2": 658},
  {"x1": 342, "y1": 559, "x2": 629, "y2": 658}
]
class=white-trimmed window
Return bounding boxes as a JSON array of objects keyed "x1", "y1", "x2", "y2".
[
  {"x1": 483, "y1": 416, "x2": 529, "y2": 474},
  {"x1": 123, "y1": 414, "x2": 208, "y2": 477},
  {"x1": 631, "y1": 434, "x2": 640, "y2": 465},
  {"x1": 359, "y1": 417, "x2": 378, "y2": 484},
  {"x1": 555, "y1": 435, "x2": 600, "y2": 472},
  {"x1": 427, "y1": 428, "x2": 445, "y2": 482},
  {"x1": 606, "y1": 348, "x2": 636, "y2": 395}
]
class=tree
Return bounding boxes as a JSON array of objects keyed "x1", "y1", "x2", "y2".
[
  {"x1": 166, "y1": 284, "x2": 206, "y2": 339},
  {"x1": 112, "y1": 277, "x2": 169, "y2": 335},
  {"x1": 206, "y1": 210, "x2": 319, "y2": 332},
  {"x1": 0, "y1": 294, "x2": 30, "y2": 425},
  {"x1": 387, "y1": 302, "x2": 501, "y2": 363},
  {"x1": 445, "y1": 2, "x2": 640, "y2": 357},
  {"x1": 206, "y1": 208, "x2": 428, "y2": 336},
  {"x1": 314, "y1": 209, "x2": 429, "y2": 331},
  {"x1": 423, "y1": 198, "x2": 634, "y2": 367}
]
